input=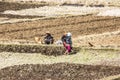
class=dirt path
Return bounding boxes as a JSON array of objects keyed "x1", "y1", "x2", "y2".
[{"x1": 0, "y1": 49, "x2": 119, "y2": 69}]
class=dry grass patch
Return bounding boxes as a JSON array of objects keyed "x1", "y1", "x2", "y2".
[
  {"x1": 0, "y1": 48, "x2": 119, "y2": 69},
  {"x1": 0, "y1": 44, "x2": 79, "y2": 56}
]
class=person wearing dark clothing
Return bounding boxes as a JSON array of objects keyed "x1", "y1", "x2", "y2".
[
  {"x1": 65, "y1": 33, "x2": 72, "y2": 54},
  {"x1": 66, "y1": 35, "x2": 72, "y2": 47},
  {"x1": 61, "y1": 32, "x2": 72, "y2": 55},
  {"x1": 61, "y1": 33, "x2": 67, "y2": 47},
  {"x1": 44, "y1": 32, "x2": 54, "y2": 44}
]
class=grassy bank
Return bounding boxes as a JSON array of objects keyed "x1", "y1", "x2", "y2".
[{"x1": 0, "y1": 44, "x2": 80, "y2": 56}]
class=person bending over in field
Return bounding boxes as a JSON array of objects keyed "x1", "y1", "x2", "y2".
[
  {"x1": 61, "y1": 32, "x2": 72, "y2": 55},
  {"x1": 44, "y1": 31, "x2": 54, "y2": 44}
]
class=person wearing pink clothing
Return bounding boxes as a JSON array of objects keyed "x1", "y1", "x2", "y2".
[{"x1": 62, "y1": 32, "x2": 72, "y2": 55}]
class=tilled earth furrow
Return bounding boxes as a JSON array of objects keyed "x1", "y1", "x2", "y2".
[
  {"x1": 0, "y1": 15, "x2": 116, "y2": 32},
  {"x1": 0, "y1": 63, "x2": 120, "y2": 80},
  {"x1": 0, "y1": 15, "x2": 120, "y2": 40}
]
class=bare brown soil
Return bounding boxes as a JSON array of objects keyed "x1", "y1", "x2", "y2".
[
  {"x1": 0, "y1": 14, "x2": 43, "y2": 19},
  {"x1": 0, "y1": 2, "x2": 48, "y2": 12},
  {"x1": 0, "y1": 2, "x2": 48, "y2": 19},
  {"x1": 0, "y1": 15, "x2": 120, "y2": 42},
  {"x1": 0, "y1": 2, "x2": 120, "y2": 47},
  {"x1": 0, "y1": 63, "x2": 120, "y2": 80},
  {"x1": 0, "y1": 2, "x2": 120, "y2": 80}
]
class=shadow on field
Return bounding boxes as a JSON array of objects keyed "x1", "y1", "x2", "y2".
[{"x1": 0, "y1": 63, "x2": 120, "y2": 80}]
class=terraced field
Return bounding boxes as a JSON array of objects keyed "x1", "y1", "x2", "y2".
[
  {"x1": 0, "y1": 15, "x2": 120, "y2": 46},
  {"x1": 0, "y1": 1, "x2": 120, "y2": 80}
]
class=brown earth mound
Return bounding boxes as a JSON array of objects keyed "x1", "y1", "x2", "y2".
[{"x1": 0, "y1": 63, "x2": 120, "y2": 80}]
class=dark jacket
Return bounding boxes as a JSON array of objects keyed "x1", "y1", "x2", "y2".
[
  {"x1": 44, "y1": 33, "x2": 54, "y2": 44},
  {"x1": 61, "y1": 35, "x2": 66, "y2": 42},
  {"x1": 65, "y1": 36, "x2": 72, "y2": 45}
]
